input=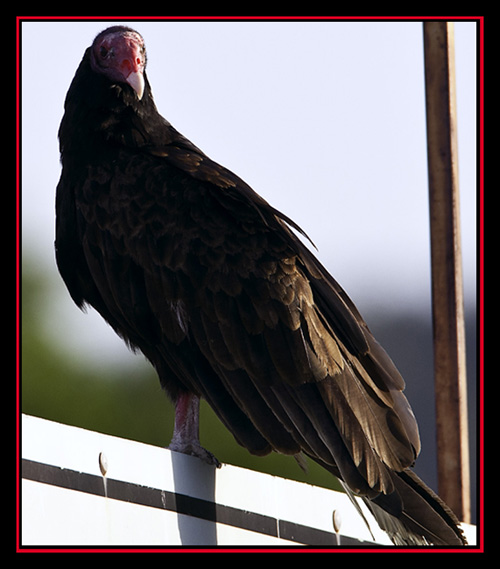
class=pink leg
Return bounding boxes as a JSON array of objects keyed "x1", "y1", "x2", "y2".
[{"x1": 168, "y1": 393, "x2": 221, "y2": 467}]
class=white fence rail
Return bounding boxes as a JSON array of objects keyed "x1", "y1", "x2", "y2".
[{"x1": 20, "y1": 414, "x2": 476, "y2": 549}]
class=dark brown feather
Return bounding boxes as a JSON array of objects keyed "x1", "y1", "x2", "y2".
[{"x1": 54, "y1": 27, "x2": 467, "y2": 545}]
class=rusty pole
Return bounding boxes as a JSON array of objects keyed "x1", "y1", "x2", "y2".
[{"x1": 423, "y1": 21, "x2": 470, "y2": 523}]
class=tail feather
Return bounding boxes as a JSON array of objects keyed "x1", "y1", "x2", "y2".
[{"x1": 364, "y1": 469, "x2": 467, "y2": 545}]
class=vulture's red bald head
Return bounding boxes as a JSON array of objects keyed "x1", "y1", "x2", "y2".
[{"x1": 90, "y1": 26, "x2": 146, "y2": 100}]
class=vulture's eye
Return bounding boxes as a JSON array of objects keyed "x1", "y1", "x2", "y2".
[{"x1": 99, "y1": 46, "x2": 109, "y2": 59}]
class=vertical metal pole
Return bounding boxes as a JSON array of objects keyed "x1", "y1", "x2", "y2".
[{"x1": 423, "y1": 21, "x2": 470, "y2": 523}]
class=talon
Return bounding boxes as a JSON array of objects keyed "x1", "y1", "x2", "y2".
[{"x1": 168, "y1": 440, "x2": 221, "y2": 468}]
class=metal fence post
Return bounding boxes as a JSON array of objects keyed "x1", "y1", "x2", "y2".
[{"x1": 423, "y1": 20, "x2": 470, "y2": 523}]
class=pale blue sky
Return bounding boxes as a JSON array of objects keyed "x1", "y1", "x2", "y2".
[{"x1": 21, "y1": 19, "x2": 478, "y2": 367}]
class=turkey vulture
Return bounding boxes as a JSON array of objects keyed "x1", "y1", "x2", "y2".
[{"x1": 55, "y1": 26, "x2": 467, "y2": 546}]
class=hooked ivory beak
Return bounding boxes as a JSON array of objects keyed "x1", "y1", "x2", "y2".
[{"x1": 126, "y1": 70, "x2": 145, "y2": 100}]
